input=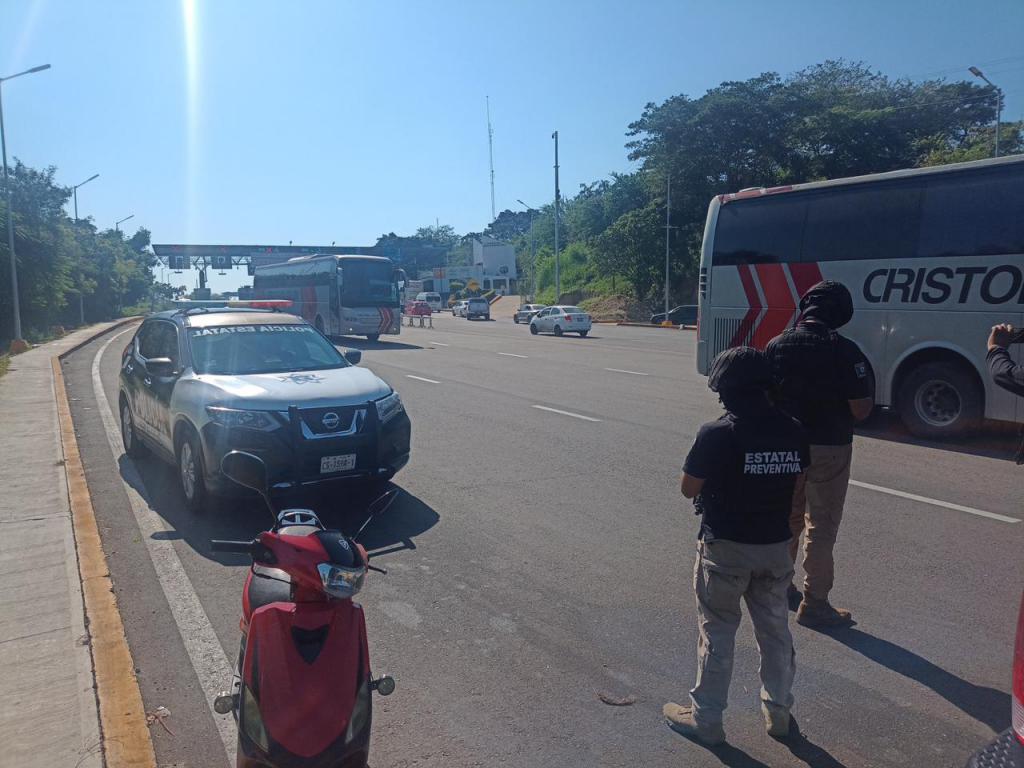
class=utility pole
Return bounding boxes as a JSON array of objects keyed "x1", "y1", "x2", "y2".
[
  {"x1": 663, "y1": 175, "x2": 673, "y2": 323},
  {"x1": 969, "y1": 66, "x2": 1003, "y2": 157},
  {"x1": 517, "y1": 199, "x2": 537, "y2": 300},
  {"x1": 552, "y1": 130, "x2": 560, "y2": 301},
  {"x1": 1, "y1": 63, "x2": 51, "y2": 345},
  {"x1": 486, "y1": 96, "x2": 496, "y2": 222}
]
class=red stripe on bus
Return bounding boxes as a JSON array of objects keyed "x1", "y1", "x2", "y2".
[
  {"x1": 751, "y1": 263, "x2": 795, "y2": 348},
  {"x1": 788, "y1": 262, "x2": 824, "y2": 298},
  {"x1": 730, "y1": 264, "x2": 762, "y2": 346}
]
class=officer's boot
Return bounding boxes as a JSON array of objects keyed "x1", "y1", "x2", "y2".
[{"x1": 796, "y1": 596, "x2": 854, "y2": 628}]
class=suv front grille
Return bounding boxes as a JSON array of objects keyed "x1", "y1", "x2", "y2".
[{"x1": 296, "y1": 405, "x2": 367, "y2": 437}]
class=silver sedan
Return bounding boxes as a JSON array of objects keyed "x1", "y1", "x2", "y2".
[{"x1": 529, "y1": 306, "x2": 592, "y2": 337}]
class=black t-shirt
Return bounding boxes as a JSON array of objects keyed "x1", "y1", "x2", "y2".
[
  {"x1": 683, "y1": 409, "x2": 810, "y2": 544},
  {"x1": 765, "y1": 322, "x2": 871, "y2": 445}
]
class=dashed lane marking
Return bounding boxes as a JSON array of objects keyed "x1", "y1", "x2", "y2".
[
  {"x1": 406, "y1": 374, "x2": 441, "y2": 384},
  {"x1": 849, "y1": 479, "x2": 1019, "y2": 524},
  {"x1": 531, "y1": 405, "x2": 602, "y2": 422},
  {"x1": 604, "y1": 367, "x2": 649, "y2": 376},
  {"x1": 91, "y1": 330, "x2": 237, "y2": 765},
  {"x1": 499, "y1": 353, "x2": 529, "y2": 359},
  {"x1": 429, "y1": 341, "x2": 449, "y2": 346}
]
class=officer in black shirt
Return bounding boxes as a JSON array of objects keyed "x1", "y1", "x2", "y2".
[
  {"x1": 765, "y1": 280, "x2": 872, "y2": 629},
  {"x1": 988, "y1": 323, "x2": 1024, "y2": 397},
  {"x1": 664, "y1": 347, "x2": 809, "y2": 746}
]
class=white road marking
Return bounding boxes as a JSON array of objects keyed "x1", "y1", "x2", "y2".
[
  {"x1": 499, "y1": 352, "x2": 529, "y2": 359},
  {"x1": 531, "y1": 405, "x2": 602, "y2": 422},
  {"x1": 849, "y1": 479, "x2": 1019, "y2": 524},
  {"x1": 604, "y1": 367, "x2": 649, "y2": 376},
  {"x1": 91, "y1": 330, "x2": 237, "y2": 764},
  {"x1": 429, "y1": 341, "x2": 449, "y2": 347},
  {"x1": 406, "y1": 374, "x2": 441, "y2": 384}
]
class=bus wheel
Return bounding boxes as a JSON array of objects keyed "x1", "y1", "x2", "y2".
[
  {"x1": 898, "y1": 361, "x2": 982, "y2": 440},
  {"x1": 367, "y1": 334, "x2": 380, "y2": 342}
]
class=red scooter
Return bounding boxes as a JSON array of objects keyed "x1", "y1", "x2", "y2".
[{"x1": 211, "y1": 451, "x2": 396, "y2": 768}]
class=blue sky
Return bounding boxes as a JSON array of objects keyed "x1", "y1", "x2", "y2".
[{"x1": 4, "y1": 0, "x2": 1024, "y2": 292}]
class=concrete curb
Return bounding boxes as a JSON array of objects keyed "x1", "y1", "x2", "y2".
[
  {"x1": 591, "y1": 320, "x2": 696, "y2": 330},
  {"x1": 52, "y1": 319, "x2": 156, "y2": 768}
]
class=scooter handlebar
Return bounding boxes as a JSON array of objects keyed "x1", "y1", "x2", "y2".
[{"x1": 210, "y1": 539, "x2": 255, "y2": 554}]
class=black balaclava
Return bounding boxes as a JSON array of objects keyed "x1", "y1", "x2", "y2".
[{"x1": 798, "y1": 280, "x2": 853, "y2": 330}]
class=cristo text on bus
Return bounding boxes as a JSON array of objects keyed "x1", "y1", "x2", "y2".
[
  {"x1": 254, "y1": 254, "x2": 404, "y2": 342},
  {"x1": 695, "y1": 155, "x2": 1024, "y2": 440}
]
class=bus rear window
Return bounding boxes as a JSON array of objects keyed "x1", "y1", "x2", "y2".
[{"x1": 713, "y1": 196, "x2": 806, "y2": 265}]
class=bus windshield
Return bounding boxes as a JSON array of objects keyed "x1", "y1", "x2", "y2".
[{"x1": 340, "y1": 260, "x2": 399, "y2": 307}]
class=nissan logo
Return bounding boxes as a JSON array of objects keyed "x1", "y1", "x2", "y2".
[{"x1": 321, "y1": 412, "x2": 341, "y2": 431}]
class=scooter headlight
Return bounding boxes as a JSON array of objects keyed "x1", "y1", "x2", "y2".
[{"x1": 317, "y1": 562, "x2": 366, "y2": 599}]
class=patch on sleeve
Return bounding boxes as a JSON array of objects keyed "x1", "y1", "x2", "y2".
[{"x1": 854, "y1": 362, "x2": 867, "y2": 379}]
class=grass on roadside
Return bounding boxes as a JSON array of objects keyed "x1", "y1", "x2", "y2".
[{"x1": 0, "y1": 354, "x2": 9, "y2": 379}]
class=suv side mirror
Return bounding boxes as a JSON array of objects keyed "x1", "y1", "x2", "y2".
[
  {"x1": 144, "y1": 357, "x2": 175, "y2": 376},
  {"x1": 344, "y1": 349, "x2": 362, "y2": 365}
]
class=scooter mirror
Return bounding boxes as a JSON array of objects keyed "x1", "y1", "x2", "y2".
[
  {"x1": 221, "y1": 451, "x2": 268, "y2": 494},
  {"x1": 372, "y1": 675, "x2": 396, "y2": 696}
]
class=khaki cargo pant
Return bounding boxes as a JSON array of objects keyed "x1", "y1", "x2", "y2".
[
  {"x1": 789, "y1": 443, "x2": 853, "y2": 601},
  {"x1": 690, "y1": 539, "x2": 796, "y2": 726}
]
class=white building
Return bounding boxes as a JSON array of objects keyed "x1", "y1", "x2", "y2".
[{"x1": 421, "y1": 236, "x2": 519, "y2": 296}]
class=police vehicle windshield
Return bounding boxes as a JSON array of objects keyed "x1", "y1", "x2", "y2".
[{"x1": 188, "y1": 324, "x2": 349, "y2": 376}]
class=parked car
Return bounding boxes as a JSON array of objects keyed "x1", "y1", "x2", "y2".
[
  {"x1": 529, "y1": 306, "x2": 592, "y2": 337},
  {"x1": 406, "y1": 300, "x2": 433, "y2": 316},
  {"x1": 964, "y1": 590, "x2": 1023, "y2": 767},
  {"x1": 118, "y1": 304, "x2": 411, "y2": 512},
  {"x1": 415, "y1": 291, "x2": 443, "y2": 312},
  {"x1": 465, "y1": 297, "x2": 491, "y2": 321},
  {"x1": 650, "y1": 304, "x2": 698, "y2": 325},
  {"x1": 452, "y1": 300, "x2": 468, "y2": 317},
  {"x1": 513, "y1": 304, "x2": 546, "y2": 324}
]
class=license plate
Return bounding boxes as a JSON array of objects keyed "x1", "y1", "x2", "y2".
[{"x1": 320, "y1": 454, "x2": 356, "y2": 474}]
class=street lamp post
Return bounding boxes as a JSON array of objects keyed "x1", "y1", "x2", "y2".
[
  {"x1": 663, "y1": 175, "x2": 672, "y2": 324},
  {"x1": 516, "y1": 199, "x2": 537, "y2": 301},
  {"x1": 969, "y1": 66, "x2": 1003, "y2": 158},
  {"x1": 72, "y1": 173, "x2": 99, "y2": 325},
  {"x1": 115, "y1": 214, "x2": 134, "y2": 233},
  {"x1": 1, "y1": 63, "x2": 51, "y2": 344}
]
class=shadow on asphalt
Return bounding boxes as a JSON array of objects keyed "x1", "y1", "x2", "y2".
[
  {"x1": 332, "y1": 337, "x2": 425, "y2": 351},
  {"x1": 674, "y1": 722, "x2": 847, "y2": 768},
  {"x1": 824, "y1": 627, "x2": 1011, "y2": 733},
  {"x1": 856, "y1": 410, "x2": 1019, "y2": 462},
  {"x1": 118, "y1": 455, "x2": 439, "y2": 567}
]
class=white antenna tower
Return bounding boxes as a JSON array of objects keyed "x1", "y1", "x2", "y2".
[{"x1": 486, "y1": 96, "x2": 496, "y2": 221}]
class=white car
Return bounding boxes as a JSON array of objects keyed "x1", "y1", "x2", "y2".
[
  {"x1": 529, "y1": 306, "x2": 592, "y2": 337},
  {"x1": 452, "y1": 300, "x2": 468, "y2": 317}
]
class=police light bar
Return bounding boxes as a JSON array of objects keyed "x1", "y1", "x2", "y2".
[{"x1": 226, "y1": 300, "x2": 293, "y2": 309}]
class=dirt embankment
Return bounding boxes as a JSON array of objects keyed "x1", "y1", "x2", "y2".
[{"x1": 578, "y1": 294, "x2": 657, "y2": 322}]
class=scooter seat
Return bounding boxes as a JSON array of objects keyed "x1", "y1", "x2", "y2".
[{"x1": 247, "y1": 566, "x2": 292, "y2": 611}]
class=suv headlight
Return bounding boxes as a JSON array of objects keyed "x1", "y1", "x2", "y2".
[
  {"x1": 375, "y1": 391, "x2": 404, "y2": 424},
  {"x1": 206, "y1": 406, "x2": 280, "y2": 431}
]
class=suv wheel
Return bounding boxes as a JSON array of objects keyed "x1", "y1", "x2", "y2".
[
  {"x1": 898, "y1": 361, "x2": 982, "y2": 439},
  {"x1": 121, "y1": 400, "x2": 147, "y2": 459},
  {"x1": 513, "y1": 315, "x2": 519, "y2": 324},
  {"x1": 177, "y1": 430, "x2": 208, "y2": 513}
]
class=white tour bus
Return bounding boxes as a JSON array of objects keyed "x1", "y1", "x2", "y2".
[
  {"x1": 254, "y1": 254, "x2": 402, "y2": 341},
  {"x1": 696, "y1": 155, "x2": 1024, "y2": 440}
]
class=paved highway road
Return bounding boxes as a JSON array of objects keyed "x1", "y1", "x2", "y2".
[{"x1": 63, "y1": 313, "x2": 1023, "y2": 768}]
